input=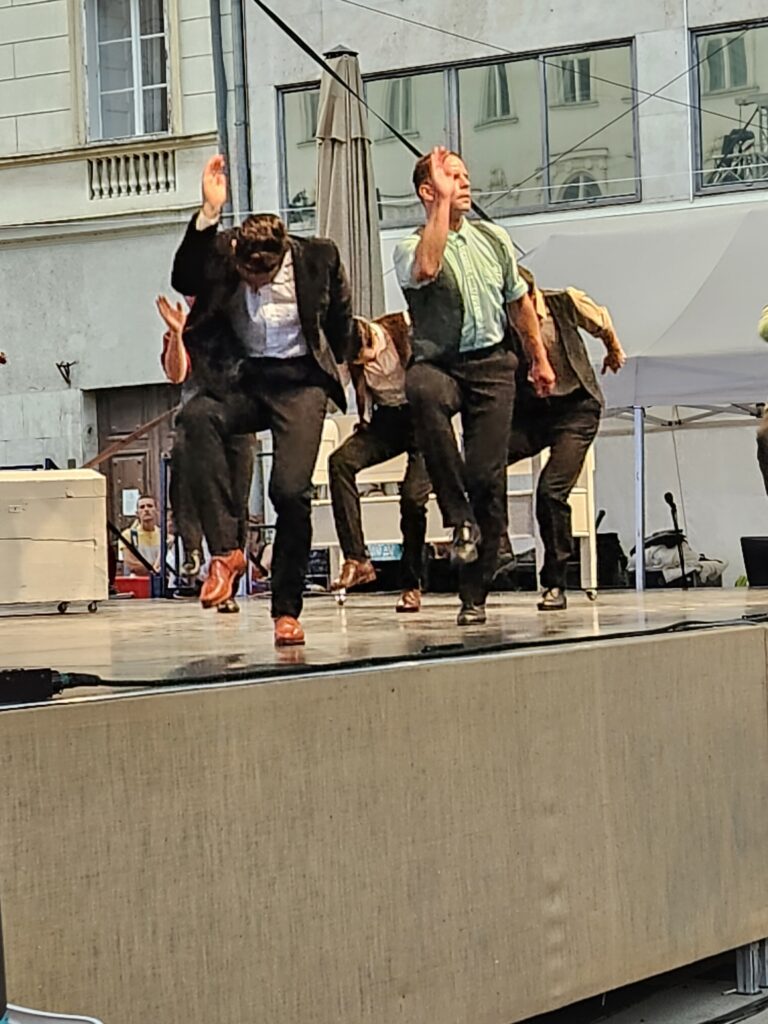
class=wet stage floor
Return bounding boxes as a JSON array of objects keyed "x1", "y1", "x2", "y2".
[{"x1": 0, "y1": 587, "x2": 767, "y2": 700}]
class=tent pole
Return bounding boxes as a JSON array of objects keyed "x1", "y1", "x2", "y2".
[{"x1": 634, "y1": 406, "x2": 646, "y2": 592}]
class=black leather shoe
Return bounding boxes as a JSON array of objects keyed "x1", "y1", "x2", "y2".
[
  {"x1": 451, "y1": 522, "x2": 480, "y2": 565},
  {"x1": 457, "y1": 602, "x2": 487, "y2": 626},
  {"x1": 537, "y1": 588, "x2": 567, "y2": 611}
]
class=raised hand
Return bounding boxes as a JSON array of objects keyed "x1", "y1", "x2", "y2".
[
  {"x1": 155, "y1": 295, "x2": 187, "y2": 336},
  {"x1": 201, "y1": 154, "x2": 227, "y2": 217},
  {"x1": 429, "y1": 146, "x2": 457, "y2": 202}
]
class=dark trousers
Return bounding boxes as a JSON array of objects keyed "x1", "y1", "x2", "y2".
[
  {"x1": 176, "y1": 357, "x2": 328, "y2": 619},
  {"x1": 171, "y1": 424, "x2": 254, "y2": 553},
  {"x1": 507, "y1": 388, "x2": 601, "y2": 590},
  {"x1": 406, "y1": 347, "x2": 517, "y2": 606},
  {"x1": 328, "y1": 405, "x2": 431, "y2": 590}
]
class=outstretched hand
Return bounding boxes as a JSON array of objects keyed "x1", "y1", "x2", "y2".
[
  {"x1": 601, "y1": 344, "x2": 626, "y2": 375},
  {"x1": 428, "y1": 146, "x2": 457, "y2": 203},
  {"x1": 201, "y1": 154, "x2": 227, "y2": 216},
  {"x1": 156, "y1": 295, "x2": 187, "y2": 336}
]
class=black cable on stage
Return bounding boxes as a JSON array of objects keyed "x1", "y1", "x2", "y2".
[
  {"x1": 337, "y1": 0, "x2": 751, "y2": 131},
  {"x1": 249, "y1": 0, "x2": 526, "y2": 249}
]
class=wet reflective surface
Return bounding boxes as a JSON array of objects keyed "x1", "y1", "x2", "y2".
[{"x1": 0, "y1": 588, "x2": 766, "y2": 700}]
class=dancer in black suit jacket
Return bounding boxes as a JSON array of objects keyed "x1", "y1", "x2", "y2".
[{"x1": 171, "y1": 155, "x2": 353, "y2": 647}]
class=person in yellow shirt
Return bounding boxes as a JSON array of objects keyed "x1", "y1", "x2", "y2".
[{"x1": 120, "y1": 494, "x2": 163, "y2": 576}]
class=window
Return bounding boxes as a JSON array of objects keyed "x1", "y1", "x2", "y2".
[
  {"x1": 86, "y1": 0, "x2": 169, "y2": 140},
  {"x1": 281, "y1": 87, "x2": 320, "y2": 230},
  {"x1": 278, "y1": 41, "x2": 639, "y2": 226},
  {"x1": 480, "y1": 64, "x2": 513, "y2": 123},
  {"x1": 459, "y1": 58, "x2": 543, "y2": 213},
  {"x1": 380, "y1": 77, "x2": 415, "y2": 137},
  {"x1": 702, "y1": 34, "x2": 748, "y2": 93},
  {"x1": 559, "y1": 172, "x2": 602, "y2": 203},
  {"x1": 554, "y1": 56, "x2": 592, "y2": 104},
  {"x1": 367, "y1": 72, "x2": 447, "y2": 225},
  {"x1": 546, "y1": 45, "x2": 637, "y2": 202},
  {"x1": 694, "y1": 24, "x2": 768, "y2": 193}
]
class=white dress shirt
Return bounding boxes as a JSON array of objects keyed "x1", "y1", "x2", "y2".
[{"x1": 243, "y1": 249, "x2": 308, "y2": 360}]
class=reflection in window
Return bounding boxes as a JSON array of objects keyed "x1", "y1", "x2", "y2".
[
  {"x1": 559, "y1": 172, "x2": 602, "y2": 202},
  {"x1": 555, "y1": 56, "x2": 592, "y2": 104},
  {"x1": 546, "y1": 45, "x2": 637, "y2": 202},
  {"x1": 695, "y1": 25, "x2": 768, "y2": 193},
  {"x1": 281, "y1": 88, "x2": 320, "y2": 231},
  {"x1": 382, "y1": 78, "x2": 414, "y2": 136},
  {"x1": 367, "y1": 72, "x2": 447, "y2": 225},
  {"x1": 702, "y1": 34, "x2": 748, "y2": 93},
  {"x1": 459, "y1": 58, "x2": 544, "y2": 213},
  {"x1": 480, "y1": 64, "x2": 512, "y2": 123}
]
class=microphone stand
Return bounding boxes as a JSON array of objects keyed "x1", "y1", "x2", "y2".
[{"x1": 665, "y1": 494, "x2": 689, "y2": 592}]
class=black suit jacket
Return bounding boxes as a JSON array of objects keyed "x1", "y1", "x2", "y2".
[{"x1": 171, "y1": 214, "x2": 353, "y2": 410}]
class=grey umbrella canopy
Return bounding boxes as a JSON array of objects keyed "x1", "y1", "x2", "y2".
[{"x1": 315, "y1": 45, "x2": 385, "y2": 320}]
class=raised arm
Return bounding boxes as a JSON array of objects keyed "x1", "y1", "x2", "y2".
[
  {"x1": 567, "y1": 288, "x2": 626, "y2": 375},
  {"x1": 156, "y1": 296, "x2": 190, "y2": 384},
  {"x1": 170, "y1": 154, "x2": 228, "y2": 297},
  {"x1": 410, "y1": 147, "x2": 455, "y2": 283}
]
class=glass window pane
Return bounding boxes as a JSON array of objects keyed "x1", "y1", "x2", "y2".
[
  {"x1": 696, "y1": 25, "x2": 768, "y2": 191},
  {"x1": 459, "y1": 59, "x2": 544, "y2": 214},
  {"x1": 546, "y1": 44, "x2": 638, "y2": 204},
  {"x1": 99, "y1": 40, "x2": 133, "y2": 91},
  {"x1": 97, "y1": 0, "x2": 131, "y2": 42},
  {"x1": 141, "y1": 36, "x2": 167, "y2": 86},
  {"x1": 101, "y1": 90, "x2": 135, "y2": 139},
  {"x1": 142, "y1": 85, "x2": 168, "y2": 133},
  {"x1": 367, "y1": 71, "x2": 448, "y2": 226},
  {"x1": 139, "y1": 0, "x2": 164, "y2": 35},
  {"x1": 281, "y1": 88, "x2": 319, "y2": 232}
]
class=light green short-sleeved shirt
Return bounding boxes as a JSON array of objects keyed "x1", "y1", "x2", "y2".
[{"x1": 393, "y1": 219, "x2": 528, "y2": 353}]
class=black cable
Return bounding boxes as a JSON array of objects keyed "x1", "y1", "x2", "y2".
[{"x1": 337, "y1": 0, "x2": 752, "y2": 131}]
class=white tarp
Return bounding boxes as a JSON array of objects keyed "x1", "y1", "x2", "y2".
[{"x1": 525, "y1": 205, "x2": 768, "y2": 408}]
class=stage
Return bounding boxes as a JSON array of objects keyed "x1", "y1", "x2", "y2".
[
  {"x1": 3, "y1": 588, "x2": 768, "y2": 1024},
  {"x1": 0, "y1": 588, "x2": 767, "y2": 695}
]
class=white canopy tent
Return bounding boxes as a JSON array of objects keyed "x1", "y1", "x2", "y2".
[{"x1": 524, "y1": 204, "x2": 768, "y2": 587}]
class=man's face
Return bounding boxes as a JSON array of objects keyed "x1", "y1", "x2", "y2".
[
  {"x1": 444, "y1": 155, "x2": 472, "y2": 212},
  {"x1": 137, "y1": 498, "x2": 158, "y2": 530}
]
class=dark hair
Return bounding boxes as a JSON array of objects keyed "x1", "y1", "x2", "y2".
[
  {"x1": 232, "y1": 213, "x2": 288, "y2": 273},
  {"x1": 137, "y1": 494, "x2": 157, "y2": 506},
  {"x1": 412, "y1": 150, "x2": 463, "y2": 197}
]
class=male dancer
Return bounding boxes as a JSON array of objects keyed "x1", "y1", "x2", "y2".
[
  {"x1": 394, "y1": 147, "x2": 554, "y2": 625},
  {"x1": 156, "y1": 295, "x2": 254, "y2": 612},
  {"x1": 171, "y1": 155, "x2": 353, "y2": 647},
  {"x1": 328, "y1": 312, "x2": 431, "y2": 612},
  {"x1": 504, "y1": 268, "x2": 625, "y2": 610}
]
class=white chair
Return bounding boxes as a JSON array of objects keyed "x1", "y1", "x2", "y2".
[{"x1": 6, "y1": 1006, "x2": 103, "y2": 1024}]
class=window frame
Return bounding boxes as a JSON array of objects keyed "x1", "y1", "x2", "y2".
[
  {"x1": 84, "y1": 0, "x2": 171, "y2": 143},
  {"x1": 691, "y1": 20, "x2": 767, "y2": 197},
  {"x1": 277, "y1": 37, "x2": 640, "y2": 228}
]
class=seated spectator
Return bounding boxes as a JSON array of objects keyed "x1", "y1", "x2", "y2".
[{"x1": 119, "y1": 494, "x2": 163, "y2": 576}]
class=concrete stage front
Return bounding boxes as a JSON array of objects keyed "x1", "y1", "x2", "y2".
[{"x1": 2, "y1": 590, "x2": 768, "y2": 1024}]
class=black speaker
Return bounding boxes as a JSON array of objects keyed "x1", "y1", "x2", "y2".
[{"x1": 741, "y1": 536, "x2": 768, "y2": 587}]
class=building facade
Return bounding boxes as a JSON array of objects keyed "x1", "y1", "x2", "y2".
[{"x1": 2, "y1": 0, "x2": 768, "y2": 572}]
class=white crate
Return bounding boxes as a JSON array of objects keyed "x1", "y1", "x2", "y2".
[{"x1": 0, "y1": 470, "x2": 108, "y2": 608}]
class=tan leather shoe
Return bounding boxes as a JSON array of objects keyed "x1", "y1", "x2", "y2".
[
  {"x1": 200, "y1": 549, "x2": 247, "y2": 609},
  {"x1": 396, "y1": 588, "x2": 421, "y2": 613},
  {"x1": 274, "y1": 615, "x2": 305, "y2": 647},
  {"x1": 330, "y1": 558, "x2": 377, "y2": 591}
]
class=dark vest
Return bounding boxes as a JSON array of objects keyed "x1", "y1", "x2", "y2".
[
  {"x1": 402, "y1": 220, "x2": 513, "y2": 364},
  {"x1": 516, "y1": 290, "x2": 605, "y2": 407}
]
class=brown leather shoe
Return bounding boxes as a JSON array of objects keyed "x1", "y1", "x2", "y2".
[
  {"x1": 274, "y1": 615, "x2": 305, "y2": 647},
  {"x1": 200, "y1": 549, "x2": 247, "y2": 609},
  {"x1": 330, "y1": 558, "x2": 377, "y2": 592},
  {"x1": 396, "y1": 588, "x2": 421, "y2": 613}
]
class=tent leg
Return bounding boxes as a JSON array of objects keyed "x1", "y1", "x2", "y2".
[{"x1": 634, "y1": 406, "x2": 646, "y2": 592}]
